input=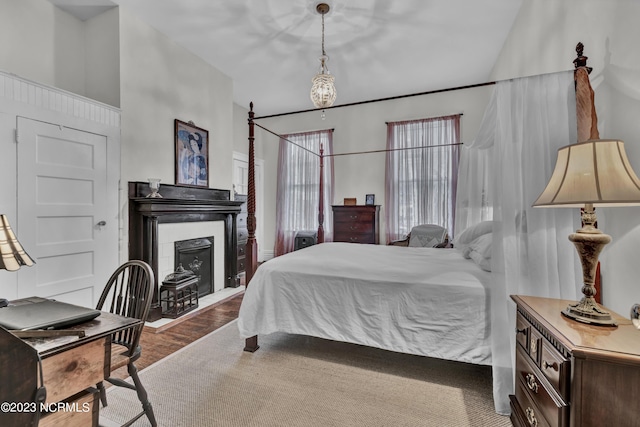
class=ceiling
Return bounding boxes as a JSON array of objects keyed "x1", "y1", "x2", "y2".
[{"x1": 49, "y1": 0, "x2": 523, "y2": 116}]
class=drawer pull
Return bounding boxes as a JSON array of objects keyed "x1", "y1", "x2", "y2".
[
  {"x1": 349, "y1": 237, "x2": 359, "y2": 242},
  {"x1": 525, "y1": 407, "x2": 538, "y2": 427},
  {"x1": 515, "y1": 327, "x2": 527, "y2": 335},
  {"x1": 543, "y1": 360, "x2": 559, "y2": 371},
  {"x1": 525, "y1": 373, "x2": 539, "y2": 393},
  {"x1": 349, "y1": 215, "x2": 358, "y2": 219}
]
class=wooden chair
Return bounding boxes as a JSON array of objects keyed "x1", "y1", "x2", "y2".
[{"x1": 96, "y1": 260, "x2": 157, "y2": 427}]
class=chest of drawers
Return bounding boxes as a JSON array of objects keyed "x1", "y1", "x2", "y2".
[
  {"x1": 332, "y1": 205, "x2": 380, "y2": 244},
  {"x1": 510, "y1": 295, "x2": 640, "y2": 427}
]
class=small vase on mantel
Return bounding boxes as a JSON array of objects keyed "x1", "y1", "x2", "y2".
[{"x1": 146, "y1": 178, "x2": 163, "y2": 198}]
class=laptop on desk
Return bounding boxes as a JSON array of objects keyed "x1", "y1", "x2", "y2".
[{"x1": 0, "y1": 298, "x2": 101, "y2": 331}]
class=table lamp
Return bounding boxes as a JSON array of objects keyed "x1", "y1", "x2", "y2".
[
  {"x1": 533, "y1": 139, "x2": 640, "y2": 326},
  {"x1": 0, "y1": 214, "x2": 35, "y2": 307}
]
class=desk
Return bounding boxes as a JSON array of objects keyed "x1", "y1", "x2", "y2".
[{"x1": 0, "y1": 299, "x2": 141, "y2": 427}]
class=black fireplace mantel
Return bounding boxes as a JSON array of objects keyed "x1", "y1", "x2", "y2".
[{"x1": 128, "y1": 181, "x2": 243, "y2": 321}]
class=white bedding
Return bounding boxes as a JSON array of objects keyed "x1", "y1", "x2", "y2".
[{"x1": 238, "y1": 242, "x2": 492, "y2": 365}]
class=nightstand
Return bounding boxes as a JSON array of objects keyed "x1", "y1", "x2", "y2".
[{"x1": 510, "y1": 295, "x2": 640, "y2": 427}]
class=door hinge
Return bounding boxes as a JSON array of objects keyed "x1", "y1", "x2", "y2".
[{"x1": 14, "y1": 128, "x2": 19, "y2": 144}]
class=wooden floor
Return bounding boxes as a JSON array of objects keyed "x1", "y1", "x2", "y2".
[{"x1": 112, "y1": 292, "x2": 243, "y2": 379}]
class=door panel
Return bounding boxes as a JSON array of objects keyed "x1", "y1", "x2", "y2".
[{"x1": 17, "y1": 117, "x2": 109, "y2": 304}]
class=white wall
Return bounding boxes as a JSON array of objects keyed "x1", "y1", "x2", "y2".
[
  {"x1": 0, "y1": 0, "x2": 86, "y2": 96},
  {"x1": 491, "y1": 0, "x2": 640, "y2": 316},
  {"x1": 117, "y1": 8, "x2": 235, "y2": 260},
  {"x1": 0, "y1": 0, "x2": 237, "y2": 298},
  {"x1": 251, "y1": 85, "x2": 493, "y2": 250}
]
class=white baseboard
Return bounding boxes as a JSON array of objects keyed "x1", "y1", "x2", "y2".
[{"x1": 262, "y1": 250, "x2": 275, "y2": 261}]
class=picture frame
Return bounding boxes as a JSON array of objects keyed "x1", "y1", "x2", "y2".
[
  {"x1": 175, "y1": 119, "x2": 209, "y2": 188},
  {"x1": 365, "y1": 194, "x2": 375, "y2": 205}
]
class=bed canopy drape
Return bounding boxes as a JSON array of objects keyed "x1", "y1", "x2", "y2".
[{"x1": 244, "y1": 44, "x2": 599, "y2": 416}]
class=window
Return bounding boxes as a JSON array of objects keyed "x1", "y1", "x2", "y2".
[
  {"x1": 385, "y1": 115, "x2": 460, "y2": 242},
  {"x1": 275, "y1": 130, "x2": 334, "y2": 256}
]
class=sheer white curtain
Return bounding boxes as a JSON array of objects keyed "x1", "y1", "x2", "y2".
[
  {"x1": 385, "y1": 115, "x2": 460, "y2": 242},
  {"x1": 456, "y1": 71, "x2": 581, "y2": 414},
  {"x1": 275, "y1": 130, "x2": 334, "y2": 256}
]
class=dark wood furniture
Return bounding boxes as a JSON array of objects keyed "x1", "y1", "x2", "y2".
[
  {"x1": 510, "y1": 295, "x2": 640, "y2": 427},
  {"x1": 128, "y1": 181, "x2": 243, "y2": 321},
  {"x1": 332, "y1": 205, "x2": 380, "y2": 244},
  {"x1": 1, "y1": 297, "x2": 141, "y2": 427},
  {"x1": 96, "y1": 260, "x2": 157, "y2": 427},
  {"x1": 235, "y1": 194, "x2": 248, "y2": 286}
]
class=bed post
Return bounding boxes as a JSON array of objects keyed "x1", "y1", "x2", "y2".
[
  {"x1": 574, "y1": 42, "x2": 599, "y2": 141},
  {"x1": 573, "y1": 42, "x2": 602, "y2": 304},
  {"x1": 244, "y1": 102, "x2": 259, "y2": 352},
  {"x1": 317, "y1": 144, "x2": 325, "y2": 243}
]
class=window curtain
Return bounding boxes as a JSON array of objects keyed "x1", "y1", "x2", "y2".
[
  {"x1": 456, "y1": 71, "x2": 581, "y2": 414},
  {"x1": 275, "y1": 130, "x2": 334, "y2": 256},
  {"x1": 385, "y1": 115, "x2": 460, "y2": 242}
]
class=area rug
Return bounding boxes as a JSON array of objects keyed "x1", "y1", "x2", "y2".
[{"x1": 100, "y1": 320, "x2": 510, "y2": 427}]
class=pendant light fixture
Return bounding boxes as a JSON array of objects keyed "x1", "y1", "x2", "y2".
[{"x1": 310, "y1": 3, "x2": 337, "y2": 110}]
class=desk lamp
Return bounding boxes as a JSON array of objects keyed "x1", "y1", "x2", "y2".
[
  {"x1": 533, "y1": 139, "x2": 640, "y2": 326},
  {"x1": 0, "y1": 214, "x2": 35, "y2": 307}
]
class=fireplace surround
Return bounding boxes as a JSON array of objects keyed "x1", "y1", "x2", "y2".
[{"x1": 128, "y1": 182, "x2": 243, "y2": 321}]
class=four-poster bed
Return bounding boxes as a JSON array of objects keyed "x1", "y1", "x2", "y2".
[{"x1": 239, "y1": 43, "x2": 602, "y2": 414}]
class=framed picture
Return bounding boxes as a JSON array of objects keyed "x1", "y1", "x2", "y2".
[
  {"x1": 365, "y1": 194, "x2": 375, "y2": 205},
  {"x1": 175, "y1": 119, "x2": 209, "y2": 187}
]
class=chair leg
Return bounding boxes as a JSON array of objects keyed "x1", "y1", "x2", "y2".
[
  {"x1": 96, "y1": 381, "x2": 108, "y2": 407},
  {"x1": 127, "y1": 361, "x2": 157, "y2": 427}
]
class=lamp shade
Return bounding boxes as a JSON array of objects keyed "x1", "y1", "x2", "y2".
[
  {"x1": 0, "y1": 214, "x2": 35, "y2": 271},
  {"x1": 533, "y1": 139, "x2": 640, "y2": 207}
]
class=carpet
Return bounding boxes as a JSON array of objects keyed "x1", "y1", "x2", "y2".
[{"x1": 100, "y1": 320, "x2": 510, "y2": 427}]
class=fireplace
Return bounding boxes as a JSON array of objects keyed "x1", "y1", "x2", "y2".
[
  {"x1": 128, "y1": 181, "x2": 244, "y2": 322},
  {"x1": 174, "y1": 236, "x2": 214, "y2": 297}
]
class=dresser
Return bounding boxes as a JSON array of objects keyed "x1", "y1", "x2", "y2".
[
  {"x1": 510, "y1": 295, "x2": 640, "y2": 427},
  {"x1": 235, "y1": 194, "x2": 248, "y2": 286},
  {"x1": 332, "y1": 205, "x2": 380, "y2": 244}
]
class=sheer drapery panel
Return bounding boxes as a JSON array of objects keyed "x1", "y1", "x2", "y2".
[
  {"x1": 385, "y1": 115, "x2": 460, "y2": 243},
  {"x1": 455, "y1": 71, "x2": 581, "y2": 414},
  {"x1": 275, "y1": 130, "x2": 334, "y2": 256}
]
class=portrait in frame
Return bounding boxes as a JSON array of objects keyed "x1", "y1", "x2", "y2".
[
  {"x1": 175, "y1": 119, "x2": 209, "y2": 187},
  {"x1": 365, "y1": 194, "x2": 375, "y2": 205}
]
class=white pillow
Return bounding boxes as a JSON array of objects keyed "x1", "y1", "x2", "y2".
[
  {"x1": 454, "y1": 221, "x2": 493, "y2": 246},
  {"x1": 467, "y1": 233, "x2": 492, "y2": 271}
]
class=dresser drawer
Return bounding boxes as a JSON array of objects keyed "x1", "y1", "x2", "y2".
[
  {"x1": 40, "y1": 388, "x2": 99, "y2": 427},
  {"x1": 40, "y1": 338, "x2": 108, "y2": 405},
  {"x1": 334, "y1": 211, "x2": 375, "y2": 224},
  {"x1": 334, "y1": 232, "x2": 375, "y2": 244},
  {"x1": 237, "y1": 228, "x2": 248, "y2": 241},
  {"x1": 516, "y1": 313, "x2": 531, "y2": 352},
  {"x1": 333, "y1": 221, "x2": 373, "y2": 234},
  {"x1": 516, "y1": 347, "x2": 568, "y2": 427},
  {"x1": 540, "y1": 340, "x2": 570, "y2": 401},
  {"x1": 515, "y1": 376, "x2": 552, "y2": 427}
]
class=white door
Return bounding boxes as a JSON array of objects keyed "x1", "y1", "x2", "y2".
[{"x1": 16, "y1": 117, "x2": 111, "y2": 305}]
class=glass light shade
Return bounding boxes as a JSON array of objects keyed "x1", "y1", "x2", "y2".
[
  {"x1": 310, "y1": 72, "x2": 337, "y2": 109},
  {"x1": 0, "y1": 214, "x2": 35, "y2": 271},
  {"x1": 534, "y1": 139, "x2": 640, "y2": 208}
]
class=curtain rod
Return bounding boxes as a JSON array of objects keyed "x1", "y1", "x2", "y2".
[
  {"x1": 385, "y1": 113, "x2": 464, "y2": 125},
  {"x1": 326, "y1": 142, "x2": 463, "y2": 158},
  {"x1": 254, "y1": 81, "x2": 496, "y2": 120},
  {"x1": 253, "y1": 69, "x2": 575, "y2": 120}
]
